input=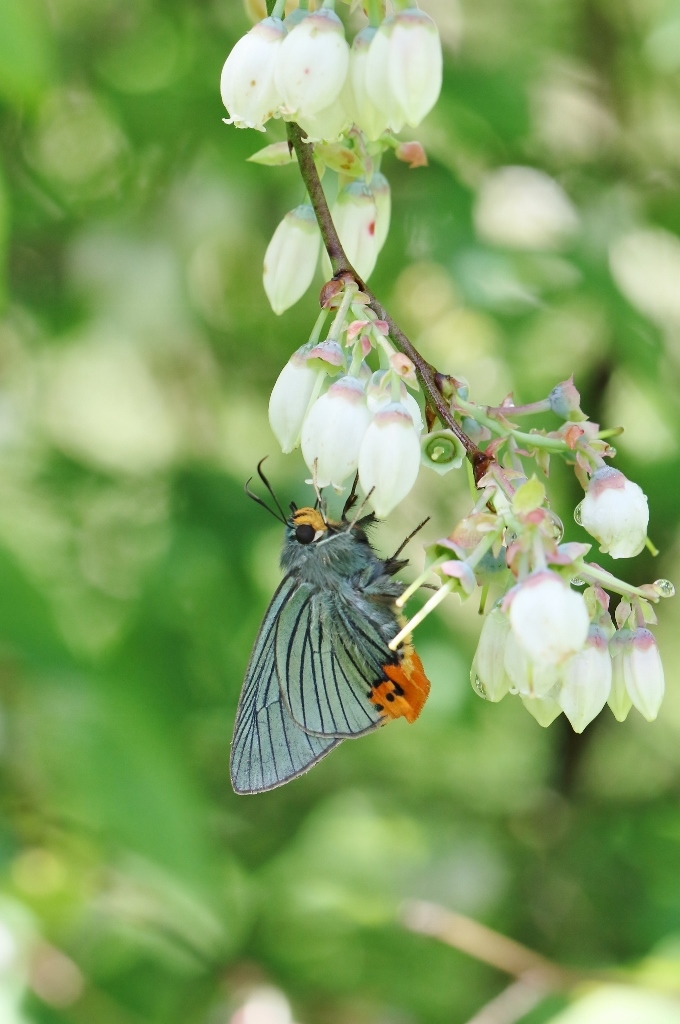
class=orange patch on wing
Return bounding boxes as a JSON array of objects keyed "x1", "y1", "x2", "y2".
[
  {"x1": 370, "y1": 645, "x2": 431, "y2": 724},
  {"x1": 292, "y1": 507, "x2": 327, "y2": 533}
]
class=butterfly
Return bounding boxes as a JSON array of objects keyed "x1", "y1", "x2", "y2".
[{"x1": 230, "y1": 464, "x2": 431, "y2": 794}]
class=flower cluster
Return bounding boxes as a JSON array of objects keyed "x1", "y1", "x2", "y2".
[
  {"x1": 385, "y1": 383, "x2": 673, "y2": 732},
  {"x1": 268, "y1": 280, "x2": 428, "y2": 516},
  {"x1": 221, "y1": 1, "x2": 439, "y2": 313},
  {"x1": 221, "y1": 3, "x2": 674, "y2": 735},
  {"x1": 220, "y1": 2, "x2": 442, "y2": 139}
]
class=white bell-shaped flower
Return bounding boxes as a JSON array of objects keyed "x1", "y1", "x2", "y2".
[
  {"x1": 343, "y1": 28, "x2": 390, "y2": 141},
  {"x1": 366, "y1": 371, "x2": 422, "y2": 432},
  {"x1": 370, "y1": 172, "x2": 391, "y2": 252},
  {"x1": 323, "y1": 182, "x2": 379, "y2": 281},
  {"x1": 508, "y1": 570, "x2": 590, "y2": 667},
  {"x1": 366, "y1": 9, "x2": 443, "y2": 131},
  {"x1": 579, "y1": 467, "x2": 649, "y2": 559},
  {"x1": 220, "y1": 17, "x2": 285, "y2": 131},
  {"x1": 297, "y1": 98, "x2": 351, "y2": 142},
  {"x1": 275, "y1": 9, "x2": 349, "y2": 120},
  {"x1": 623, "y1": 627, "x2": 665, "y2": 721},
  {"x1": 301, "y1": 375, "x2": 371, "y2": 489},
  {"x1": 521, "y1": 694, "x2": 562, "y2": 727},
  {"x1": 503, "y1": 628, "x2": 559, "y2": 698},
  {"x1": 608, "y1": 629, "x2": 633, "y2": 722},
  {"x1": 263, "y1": 205, "x2": 321, "y2": 315},
  {"x1": 269, "y1": 345, "x2": 324, "y2": 454},
  {"x1": 358, "y1": 402, "x2": 421, "y2": 517},
  {"x1": 471, "y1": 606, "x2": 512, "y2": 702},
  {"x1": 558, "y1": 626, "x2": 612, "y2": 733}
]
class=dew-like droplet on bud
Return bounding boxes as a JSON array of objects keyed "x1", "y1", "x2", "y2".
[
  {"x1": 655, "y1": 579, "x2": 675, "y2": 598},
  {"x1": 574, "y1": 500, "x2": 584, "y2": 526}
]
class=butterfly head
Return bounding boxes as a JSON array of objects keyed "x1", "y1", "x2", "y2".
[{"x1": 288, "y1": 507, "x2": 329, "y2": 546}]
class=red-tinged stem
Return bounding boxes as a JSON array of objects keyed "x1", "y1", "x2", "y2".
[{"x1": 286, "y1": 121, "x2": 493, "y2": 484}]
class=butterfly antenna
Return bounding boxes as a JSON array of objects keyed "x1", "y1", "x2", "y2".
[
  {"x1": 256, "y1": 458, "x2": 287, "y2": 522},
  {"x1": 390, "y1": 517, "x2": 431, "y2": 559},
  {"x1": 347, "y1": 486, "x2": 375, "y2": 531},
  {"x1": 342, "y1": 473, "x2": 359, "y2": 520}
]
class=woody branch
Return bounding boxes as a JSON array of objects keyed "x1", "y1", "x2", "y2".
[{"x1": 285, "y1": 121, "x2": 493, "y2": 484}]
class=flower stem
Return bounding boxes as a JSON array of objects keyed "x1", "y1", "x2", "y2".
[
  {"x1": 285, "y1": 120, "x2": 493, "y2": 484},
  {"x1": 366, "y1": 0, "x2": 383, "y2": 27},
  {"x1": 309, "y1": 307, "x2": 329, "y2": 345},
  {"x1": 328, "y1": 283, "x2": 357, "y2": 342},
  {"x1": 575, "y1": 561, "x2": 657, "y2": 602}
]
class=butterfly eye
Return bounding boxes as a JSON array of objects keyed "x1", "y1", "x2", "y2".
[{"x1": 295, "y1": 523, "x2": 316, "y2": 545}]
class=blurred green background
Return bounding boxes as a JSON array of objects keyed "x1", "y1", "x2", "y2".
[{"x1": 1, "y1": 0, "x2": 680, "y2": 1021}]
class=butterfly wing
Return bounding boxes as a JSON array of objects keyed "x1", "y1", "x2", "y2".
[
  {"x1": 230, "y1": 576, "x2": 340, "y2": 795},
  {"x1": 275, "y1": 583, "x2": 391, "y2": 738}
]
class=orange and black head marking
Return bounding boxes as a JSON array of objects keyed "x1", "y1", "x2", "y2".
[{"x1": 290, "y1": 507, "x2": 330, "y2": 545}]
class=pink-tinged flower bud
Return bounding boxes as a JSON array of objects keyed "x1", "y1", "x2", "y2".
[
  {"x1": 370, "y1": 172, "x2": 391, "y2": 251},
  {"x1": 623, "y1": 627, "x2": 665, "y2": 722},
  {"x1": 269, "y1": 344, "x2": 322, "y2": 453},
  {"x1": 608, "y1": 629, "x2": 633, "y2": 722},
  {"x1": 358, "y1": 402, "x2": 421, "y2": 516},
  {"x1": 220, "y1": 17, "x2": 285, "y2": 131},
  {"x1": 343, "y1": 28, "x2": 390, "y2": 142},
  {"x1": 558, "y1": 626, "x2": 612, "y2": 733},
  {"x1": 522, "y1": 694, "x2": 562, "y2": 727},
  {"x1": 275, "y1": 9, "x2": 349, "y2": 120},
  {"x1": 471, "y1": 606, "x2": 512, "y2": 702},
  {"x1": 263, "y1": 205, "x2": 321, "y2": 315},
  {"x1": 507, "y1": 571, "x2": 590, "y2": 667},
  {"x1": 395, "y1": 140, "x2": 428, "y2": 168},
  {"x1": 548, "y1": 376, "x2": 586, "y2": 422},
  {"x1": 301, "y1": 376, "x2": 371, "y2": 489},
  {"x1": 323, "y1": 183, "x2": 379, "y2": 282},
  {"x1": 504, "y1": 628, "x2": 559, "y2": 698},
  {"x1": 579, "y1": 467, "x2": 649, "y2": 559},
  {"x1": 366, "y1": 10, "x2": 443, "y2": 131}
]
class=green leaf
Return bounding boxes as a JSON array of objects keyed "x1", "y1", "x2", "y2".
[{"x1": 248, "y1": 141, "x2": 297, "y2": 166}]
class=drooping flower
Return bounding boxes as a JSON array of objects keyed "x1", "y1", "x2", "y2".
[
  {"x1": 366, "y1": 10, "x2": 443, "y2": 131},
  {"x1": 275, "y1": 9, "x2": 349, "y2": 120},
  {"x1": 220, "y1": 17, "x2": 285, "y2": 131},
  {"x1": 343, "y1": 28, "x2": 390, "y2": 142},
  {"x1": 608, "y1": 628, "x2": 633, "y2": 722},
  {"x1": 507, "y1": 570, "x2": 590, "y2": 666},
  {"x1": 623, "y1": 627, "x2": 665, "y2": 721},
  {"x1": 521, "y1": 694, "x2": 563, "y2": 727},
  {"x1": 297, "y1": 98, "x2": 351, "y2": 142},
  {"x1": 269, "y1": 344, "x2": 323, "y2": 453},
  {"x1": 263, "y1": 205, "x2": 321, "y2": 314},
  {"x1": 470, "y1": 606, "x2": 512, "y2": 702},
  {"x1": 324, "y1": 182, "x2": 379, "y2": 281},
  {"x1": 558, "y1": 626, "x2": 612, "y2": 732},
  {"x1": 301, "y1": 375, "x2": 371, "y2": 489},
  {"x1": 366, "y1": 371, "x2": 423, "y2": 431},
  {"x1": 503, "y1": 627, "x2": 559, "y2": 698},
  {"x1": 358, "y1": 402, "x2": 421, "y2": 516},
  {"x1": 579, "y1": 467, "x2": 649, "y2": 559},
  {"x1": 370, "y1": 172, "x2": 391, "y2": 252}
]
